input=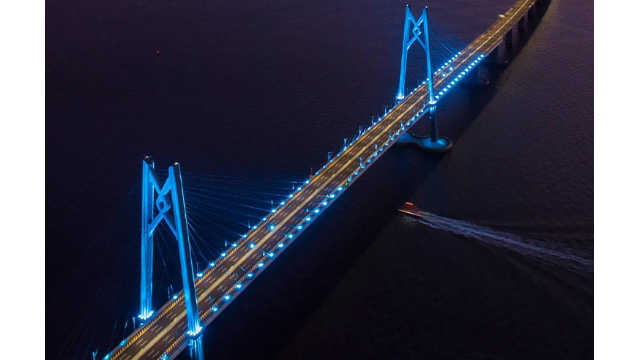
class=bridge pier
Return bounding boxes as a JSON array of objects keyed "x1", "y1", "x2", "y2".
[
  {"x1": 423, "y1": 104, "x2": 453, "y2": 152},
  {"x1": 518, "y1": 16, "x2": 525, "y2": 31},
  {"x1": 397, "y1": 103, "x2": 452, "y2": 153},
  {"x1": 483, "y1": 47, "x2": 508, "y2": 66},
  {"x1": 462, "y1": 65, "x2": 489, "y2": 86},
  {"x1": 528, "y1": 7, "x2": 535, "y2": 20},
  {"x1": 505, "y1": 29, "x2": 513, "y2": 48}
]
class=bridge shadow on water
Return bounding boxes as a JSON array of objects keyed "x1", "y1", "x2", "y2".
[{"x1": 181, "y1": 149, "x2": 445, "y2": 359}]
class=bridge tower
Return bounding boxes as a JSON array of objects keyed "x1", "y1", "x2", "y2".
[
  {"x1": 396, "y1": 5, "x2": 428, "y2": 102},
  {"x1": 396, "y1": 5, "x2": 452, "y2": 152},
  {"x1": 140, "y1": 156, "x2": 202, "y2": 338}
]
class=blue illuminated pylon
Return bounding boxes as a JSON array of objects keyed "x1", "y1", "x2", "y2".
[
  {"x1": 140, "y1": 157, "x2": 155, "y2": 321},
  {"x1": 189, "y1": 338, "x2": 205, "y2": 360},
  {"x1": 140, "y1": 156, "x2": 202, "y2": 337},
  {"x1": 396, "y1": 5, "x2": 431, "y2": 101},
  {"x1": 396, "y1": 5, "x2": 452, "y2": 152}
]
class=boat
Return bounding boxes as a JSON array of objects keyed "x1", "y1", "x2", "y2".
[{"x1": 398, "y1": 202, "x2": 429, "y2": 218}]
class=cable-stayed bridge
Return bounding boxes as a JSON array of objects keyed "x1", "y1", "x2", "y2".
[{"x1": 95, "y1": 1, "x2": 542, "y2": 359}]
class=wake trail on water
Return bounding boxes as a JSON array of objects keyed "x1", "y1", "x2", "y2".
[{"x1": 408, "y1": 213, "x2": 593, "y2": 276}]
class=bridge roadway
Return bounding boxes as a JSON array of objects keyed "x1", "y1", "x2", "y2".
[{"x1": 108, "y1": 1, "x2": 536, "y2": 359}]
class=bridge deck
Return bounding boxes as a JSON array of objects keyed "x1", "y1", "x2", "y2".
[{"x1": 107, "y1": 1, "x2": 536, "y2": 359}]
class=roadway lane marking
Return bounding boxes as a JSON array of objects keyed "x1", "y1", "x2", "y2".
[{"x1": 128, "y1": 316, "x2": 183, "y2": 360}]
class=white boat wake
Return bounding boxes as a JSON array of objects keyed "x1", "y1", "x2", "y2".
[{"x1": 407, "y1": 212, "x2": 593, "y2": 275}]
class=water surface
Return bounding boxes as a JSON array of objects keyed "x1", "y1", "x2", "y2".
[{"x1": 46, "y1": 0, "x2": 593, "y2": 358}]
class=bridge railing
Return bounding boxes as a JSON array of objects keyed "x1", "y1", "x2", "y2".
[{"x1": 159, "y1": 333, "x2": 186, "y2": 360}]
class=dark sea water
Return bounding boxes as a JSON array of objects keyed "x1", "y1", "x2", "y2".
[{"x1": 46, "y1": 0, "x2": 593, "y2": 359}]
